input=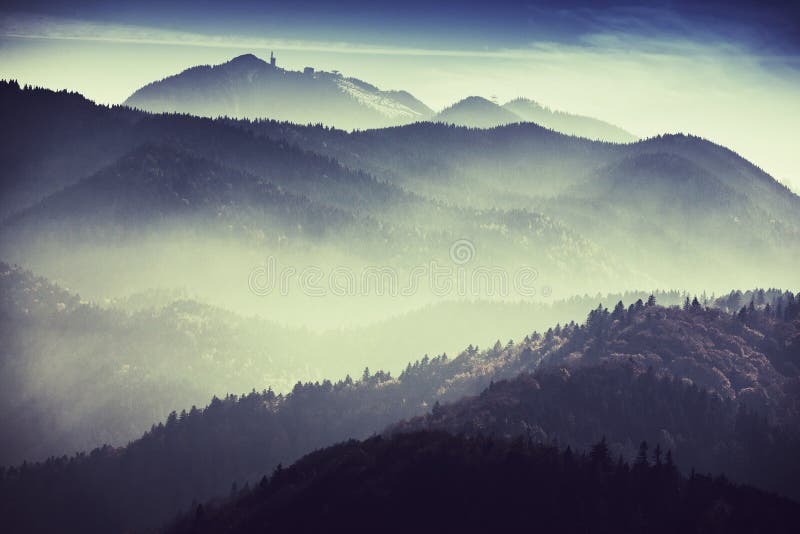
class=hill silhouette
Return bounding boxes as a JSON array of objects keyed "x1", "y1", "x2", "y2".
[{"x1": 167, "y1": 431, "x2": 799, "y2": 534}]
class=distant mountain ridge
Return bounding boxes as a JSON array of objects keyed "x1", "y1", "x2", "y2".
[
  {"x1": 435, "y1": 96, "x2": 522, "y2": 129},
  {"x1": 434, "y1": 95, "x2": 637, "y2": 142},
  {"x1": 123, "y1": 54, "x2": 634, "y2": 140},
  {"x1": 124, "y1": 54, "x2": 434, "y2": 130},
  {"x1": 3, "y1": 81, "x2": 799, "y2": 297},
  {"x1": 504, "y1": 97, "x2": 637, "y2": 142}
]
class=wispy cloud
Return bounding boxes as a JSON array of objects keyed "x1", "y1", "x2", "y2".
[
  {"x1": 2, "y1": 12, "x2": 793, "y2": 64},
  {"x1": 1, "y1": 13, "x2": 502, "y2": 57}
]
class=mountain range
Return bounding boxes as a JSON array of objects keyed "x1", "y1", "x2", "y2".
[
  {"x1": 123, "y1": 54, "x2": 635, "y2": 142},
  {"x1": 124, "y1": 53, "x2": 432, "y2": 130},
  {"x1": 2, "y1": 80, "x2": 798, "y2": 311},
  {"x1": 435, "y1": 96, "x2": 637, "y2": 142}
]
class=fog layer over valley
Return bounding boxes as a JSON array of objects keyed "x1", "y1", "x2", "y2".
[
  {"x1": 2, "y1": 80, "x2": 797, "y2": 309},
  {"x1": 0, "y1": 261, "x2": 693, "y2": 464}
]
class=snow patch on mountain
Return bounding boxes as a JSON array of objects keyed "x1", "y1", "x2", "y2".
[{"x1": 336, "y1": 78, "x2": 423, "y2": 121}]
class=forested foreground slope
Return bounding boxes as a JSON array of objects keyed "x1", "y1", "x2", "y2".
[
  {"x1": 1, "y1": 292, "x2": 798, "y2": 533},
  {"x1": 167, "y1": 431, "x2": 800, "y2": 534}
]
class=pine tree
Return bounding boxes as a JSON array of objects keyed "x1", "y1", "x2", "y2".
[
  {"x1": 653, "y1": 444, "x2": 662, "y2": 467},
  {"x1": 635, "y1": 441, "x2": 649, "y2": 468},
  {"x1": 590, "y1": 437, "x2": 611, "y2": 470},
  {"x1": 612, "y1": 300, "x2": 625, "y2": 320}
]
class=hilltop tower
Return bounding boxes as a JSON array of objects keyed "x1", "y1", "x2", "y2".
[{"x1": 270, "y1": 51, "x2": 276, "y2": 67}]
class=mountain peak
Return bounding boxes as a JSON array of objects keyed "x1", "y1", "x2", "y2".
[
  {"x1": 458, "y1": 95, "x2": 495, "y2": 105},
  {"x1": 445, "y1": 96, "x2": 503, "y2": 110},
  {"x1": 222, "y1": 53, "x2": 271, "y2": 73},
  {"x1": 435, "y1": 96, "x2": 520, "y2": 128},
  {"x1": 123, "y1": 55, "x2": 432, "y2": 129},
  {"x1": 504, "y1": 97, "x2": 546, "y2": 111},
  {"x1": 226, "y1": 53, "x2": 267, "y2": 66}
]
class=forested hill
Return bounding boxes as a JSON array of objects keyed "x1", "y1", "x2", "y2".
[
  {"x1": 0, "y1": 259, "x2": 693, "y2": 467},
  {"x1": 166, "y1": 431, "x2": 800, "y2": 534},
  {"x1": 1, "y1": 292, "x2": 798, "y2": 533},
  {"x1": 3, "y1": 81, "x2": 798, "y2": 298},
  {"x1": 1, "y1": 80, "x2": 631, "y2": 304}
]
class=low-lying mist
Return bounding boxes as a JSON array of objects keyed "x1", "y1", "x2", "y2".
[{"x1": 2, "y1": 255, "x2": 700, "y2": 465}]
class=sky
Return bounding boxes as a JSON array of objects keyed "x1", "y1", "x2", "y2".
[{"x1": 1, "y1": 0, "x2": 799, "y2": 189}]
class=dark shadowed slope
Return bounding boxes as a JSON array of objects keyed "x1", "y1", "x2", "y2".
[
  {"x1": 393, "y1": 294, "x2": 800, "y2": 498},
  {"x1": 2, "y1": 144, "x2": 359, "y2": 244},
  {"x1": 0, "y1": 80, "x2": 409, "y2": 219},
  {"x1": 166, "y1": 431, "x2": 799, "y2": 534},
  {"x1": 0, "y1": 81, "x2": 141, "y2": 218}
]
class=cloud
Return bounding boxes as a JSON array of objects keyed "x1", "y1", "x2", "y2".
[{"x1": 1, "y1": 11, "x2": 794, "y2": 64}]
